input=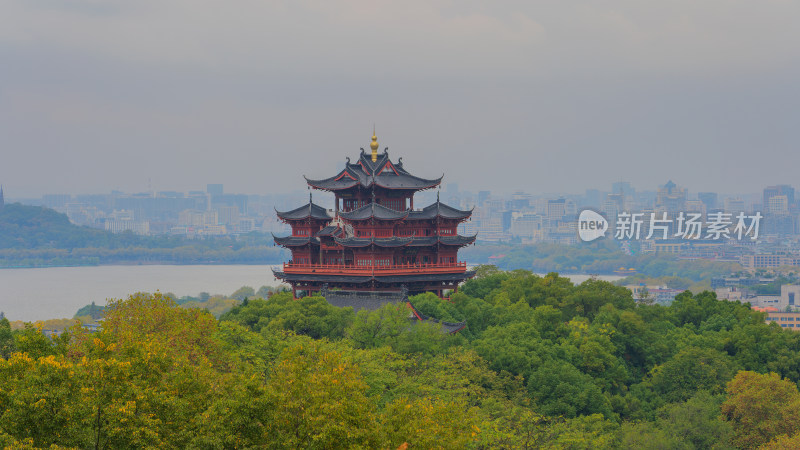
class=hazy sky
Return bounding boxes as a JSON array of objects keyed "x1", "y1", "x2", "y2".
[{"x1": 1, "y1": 1, "x2": 799, "y2": 198}]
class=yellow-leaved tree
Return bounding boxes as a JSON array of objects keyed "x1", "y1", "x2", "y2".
[
  {"x1": 721, "y1": 371, "x2": 800, "y2": 449},
  {"x1": 263, "y1": 341, "x2": 378, "y2": 448}
]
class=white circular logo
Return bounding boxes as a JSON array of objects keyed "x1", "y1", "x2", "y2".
[{"x1": 578, "y1": 209, "x2": 608, "y2": 242}]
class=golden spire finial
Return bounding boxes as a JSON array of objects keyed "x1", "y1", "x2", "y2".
[{"x1": 370, "y1": 125, "x2": 379, "y2": 162}]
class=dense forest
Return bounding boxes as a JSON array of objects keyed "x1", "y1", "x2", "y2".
[
  {"x1": 2, "y1": 267, "x2": 799, "y2": 448},
  {"x1": 0, "y1": 203, "x2": 283, "y2": 266}
]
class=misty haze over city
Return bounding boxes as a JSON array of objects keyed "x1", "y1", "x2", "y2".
[
  {"x1": 1, "y1": 1, "x2": 799, "y2": 197},
  {"x1": 6, "y1": 4, "x2": 800, "y2": 448}
]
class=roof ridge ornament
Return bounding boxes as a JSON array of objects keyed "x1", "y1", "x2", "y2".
[{"x1": 370, "y1": 126, "x2": 379, "y2": 162}]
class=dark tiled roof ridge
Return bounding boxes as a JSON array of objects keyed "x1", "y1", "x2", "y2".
[
  {"x1": 407, "y1": 301, "x2": 467, "y2": 327},
  {"x1": 272, "y1": 234, "x2": 317, "y2": 247},
  {"x1": 275, "y1": 202, "x2": 331, "y2": 221},
  {"x1": 338, "y1": 202, "x2": 410, "y2": 221},
  {"x1": 331, "y1": 235, "x2": 476, "y2": 248},
  {"x1": 304, "y1": 151, "x2": 441, "y2": 191},
  {"x1": 334, "y1": 236, "x2": 415, "y2": 247},
  {"x1": 407, "y1": 201, "x2": 473, "y2": 220}
]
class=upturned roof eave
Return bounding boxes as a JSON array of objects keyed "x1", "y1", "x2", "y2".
[
  {"x1": 272, "y1": 234, "x2": 317, "y2": 247},
  {"x1": 275, "y1": 202, "x2": 331, "y2": 221},
  {"x1": 338, "y1": 203, "x2": 410, "y2": 221}
]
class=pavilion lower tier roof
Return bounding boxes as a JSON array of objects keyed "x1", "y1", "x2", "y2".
[
  {"x1": 336, "y1": 200, "x2": 472, "y2": 222},
  {"x1": 273, "y1": 271, "x2": 476, "y2": 285},
  {"x1": 272, "y1": 234, "x2": 316, "y2": 246},
  {"x1": 333, "y1": 235, "x2": 477, "y2": 247},
  {"x1": 408, "y1": 201, "x2": 473, "y2": 221},
  {"x1": 338, "y1": 203, "x2": 409, "y2": 221},
  {"x1": 316, "y1": 225, "x2": 343, "y2": 237},
  {"x1": 322, "y1": 289, "x2": 408, "y2": 312},
  {"x1": 318, "y1": 288, "x2": 467, "y2": 333},
  {"x1": 275, "y1": 202, "x2": 331, "y2": 221},
  {"x1": 273, "y1": 234, "x2": 477, "y2": 248},
  {"x1": 407, "y1": 301, "x2": 468, "y2": 333}
]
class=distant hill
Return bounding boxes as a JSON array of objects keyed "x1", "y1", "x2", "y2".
[
  {"x1": 0, "y1": 203, "x2": 116, "y2": 249},
  {"x1": 0, "y1": 203, "x2": 285, "y2": 267}
]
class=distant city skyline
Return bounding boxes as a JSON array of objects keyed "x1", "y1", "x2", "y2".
[
  {"x1": 5, "y1": 179, "x2": 800, "y2": 264},
  {"x1": 2, "y1": 1, "x2": 799, "y2": 196}
]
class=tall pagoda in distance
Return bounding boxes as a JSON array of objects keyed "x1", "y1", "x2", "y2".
[{"x1": 273, "y1": 130, "x2": 476, "y2": 303}]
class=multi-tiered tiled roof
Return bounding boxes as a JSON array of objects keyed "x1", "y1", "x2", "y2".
[{"x1": 272, "y1": 130, "x2": 476, "y2": 314}]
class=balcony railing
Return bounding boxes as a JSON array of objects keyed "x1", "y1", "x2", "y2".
[{"x1": 282, "y1": 261, "x2": 467, "y2": 276}]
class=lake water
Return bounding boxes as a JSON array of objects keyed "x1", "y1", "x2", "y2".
[
  {"x1": 0, "y1": 265, "x2": 282, "y2": 322},
  {"x1": 0, "y1": 265, "x2": 623, "y2": 322}
]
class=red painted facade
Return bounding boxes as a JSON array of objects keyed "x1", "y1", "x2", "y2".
[{"x1": 273, "y1": 141, "x2": 476, "y2": 297}]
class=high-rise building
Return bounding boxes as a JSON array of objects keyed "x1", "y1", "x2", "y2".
[
  {"x1": 216, "y1": 205, "x2": 240, "y2": 226},
  {"x1": 546, "y1": 198, "x2": 567, "y2": 222},
  {"x1": 698, "y1": 192, "x2": 718, "y2": 211},
  {"x1": 207, "y1": 184, "x2": 224, "y2": 196},
  {"x1": 511, "y1": 191, "x2": 532, "y2": 209},
  {"x1": 767, "y1": 195, "x2": 790, "y2": 215},
  {"x1": 685, "y1": 200, "x2": 706, "y2": 214},
  {"x1": 510, "y1": 212, "x2": 544, "y2": 242},
  {"x1": 178, "y1": 210, "x2": 218, "y2": 228},
  {"x1": 105, "y1": 218, "x2": 150, "y2": 235},
  {"x1": 724, "y1": 197, "x2": 746, "y2": 213},
  {"x1": 564, "y1": 198, "x2": 577, "y2": 216},
  {"x1": 583, "y1": 189, "x2": 602, "y2": 209},
  {"x1": 612, "y1": 181, "x2": 635, "y2": 198},
  {"x1": 188, "y1": 191, "x2": 210, "y2": 210},
  {"x1": 109, "y1": 209, "x2": 135, "y2": 221},
  {"x1": 656, "y1": 180, "x2": 687, "y2": 213},
  {"x1": 603, "y1": 193, "x2": 624, "y2": 215},
  {"x1": 478, "y1": 190, "x2": 491, "y2": 207},
  {"x1": 763, "y1": 185, "x2": 795, "y2": 210}
]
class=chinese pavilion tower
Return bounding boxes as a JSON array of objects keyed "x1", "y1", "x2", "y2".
[{"x1": 273, "y1": 130, "x2": 476, "y2": 302}]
